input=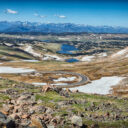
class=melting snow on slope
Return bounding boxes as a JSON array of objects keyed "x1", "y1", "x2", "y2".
[
  {"x1": 115, "y1": 49, "x2": 127, "y2": 55},
  {"x1": 43, "y1": 54, "x2": 63, "y2": 61},
  {"x1": 0, "y1": 66, "x2": 35, "y2": 73},
  {"x1": 33, "y1": 82, "x2": 68, "y2": 86},
  {"x1": 22, "y1": 60, "x2": 39, "y2": 62},
  {"x1": 25, "y1": 45, "x2": 41, "y2": 57},
  {"x1": 54, "y1": 77, "x2": 76, "y2": 82},
  {"x1": 112, "y1": 47, "x2": 128, "y2": 57},
  {"x1": 81, "y1": 56, "x2": 95, "y2": 61},
  {"x1": 99, "y1": 53, "x2": 107, "y2": 57},
  {"x1": 70, "y1": 76, "x2": 124, "y2": 95}
]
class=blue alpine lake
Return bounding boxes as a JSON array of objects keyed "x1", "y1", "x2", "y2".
[{"x1": 57, "y1": 44, "x2": 78, "y2": 54}]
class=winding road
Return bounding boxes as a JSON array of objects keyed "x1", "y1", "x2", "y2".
[{"x1": 33, "y1": 71, "x2": 90, "y2": 88}]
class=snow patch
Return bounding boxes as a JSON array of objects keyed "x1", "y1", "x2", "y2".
[
  {"x1": 9, "y1": 61, "x2": 20, "y2": 63},
  {"x1": 43, "y1": 54, "x2": 63, "y2": 61},
  {"x1": 32, "y1": 82, "x2": 47, "y2": 87},
  {"x1": 54, "y1": 77, "x2": 76, "y2": 82},
  {"x1": 0, "y1": 66, "x2": 35, "y2": 74},
  {"x1": 112, "y1": 48, "x2": 128, "y2": 58},
  {"x1": 81, "y1": 56, "x2": 94, "y2": 61},
  {"x1": 99, "y1": 53, "x2": 107, "y2": 57},
  {"x1": 25, "y1": 45, "x2": 41, "y2": 57},
  {"x1": 22, "y1": 60, "x2": 39, "y2": 62},
  {"x1": 70, "y1": 76, "x2": 124, "y2": 95},
  {"x1": 115, "y1": 49, "x2": 127, "y2": 55}
]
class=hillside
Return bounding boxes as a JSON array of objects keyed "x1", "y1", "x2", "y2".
[
  {"x1": 0, "y1": 34, "x2": 127, "y2": 128},
  {"x1": 0, "y1": 79, "x2": 128, "y2": 128},
  {"x1": 0, "y1": 44, "x2": 35, "y2": 61}
]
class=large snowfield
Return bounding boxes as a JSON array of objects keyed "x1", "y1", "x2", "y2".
[
  {"x1": 0, "y1": 66, "x2": 35, "y2": 73},
  {"x1": 81, "y1": 56, "x2": 95, "y2": 61},
  {"x1": 70, "y1": 76, "x2": 124, "y2": 95}
]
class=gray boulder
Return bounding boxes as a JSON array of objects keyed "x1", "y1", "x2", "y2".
[
  {"x1": 0, "y1": 112, "x2": 16, "y2": 128},
  {"x1": 71, "y1": 115, "x2": 82, "y2": 126}
]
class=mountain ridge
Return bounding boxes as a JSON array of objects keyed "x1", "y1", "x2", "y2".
[{"x1": 0, "y1": 21, "x2": 128, "y2": 33}]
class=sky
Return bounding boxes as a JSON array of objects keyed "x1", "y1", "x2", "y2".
[{"x1": 0, "y1": 0, "x2": 128, "y2": 27}]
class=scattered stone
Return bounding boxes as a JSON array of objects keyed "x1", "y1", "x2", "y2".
[
  {"x1": 45, "y1": 107, "x2": 53, "y2": 114},
  {"x1": 51, "y1": 118, "x2": 57, "y2": 125},
  {"x1": 22, "y1": 114, "x2": 29, "y2": 119},
  {"x1": 10, "y1": 113, "x2": 20, "y2": 120},
  {"x1": 1, "y1": 110, "x2": 9, "y2": 115},
  {"x1": 11, "y1": 100, "x2": 16, "y2": 105},
  {"x1": 5, "y1": 88, "x2": 18, "y2": 95},
  {"x1": 91, "y1": 124, "x2": 99, "y2": 128},
  {"x1": 72, "y1": 89, "x2": 79, "y2": 93},
  {"x1": 47, "y1": 124, "x2": 55, "y2": 128},
  {"x1": 37, "y1": 99, "x2": 43, "y2": 104},
  {"x1": 42, "y1": 85, "x2": 52, "y2": 93},
  {"x1": 0, "y1": 84, "x2": 127, "y2": 127},
  {"x1": 13, "y1": 106, "x2": 20, "y2": 113},
  {"x1": 0, "y1": 112, "x2": 16, "y2": 128},
  {"x1": 31, "y1": 116, "x2": 47, "y2": 128},
  {"x1": 71, "y1": 115, "x2": 82, "y2": 126},
  {"x1": 2, "y1": 104, "x2": 10, "y2": 112},
  {"x1": 33, "y1": 106, "x2": 46, "y2": 113}
]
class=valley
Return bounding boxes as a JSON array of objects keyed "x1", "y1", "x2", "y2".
[
  {"x1": 0, "y1": 33, "x2": 128, "y2": 127},
  {"x1": 0, "y1": 33, "x2": 128, "y2": 96}
]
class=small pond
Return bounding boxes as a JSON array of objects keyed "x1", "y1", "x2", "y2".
[
  {"x1": 66, "y1": 58, "x2": 79, "y2": 63},
  {"x1": 41, "y1": 40, "x2": 51, "y2": 43}
]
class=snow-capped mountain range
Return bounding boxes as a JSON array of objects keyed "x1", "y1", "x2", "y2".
[{"x1": 0, "y1": 21, "x2": 128, "y2": 33}]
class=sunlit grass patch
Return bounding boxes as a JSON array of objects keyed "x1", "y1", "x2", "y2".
[{"x1": 35, "y1": 91, "x2": 66, "y2": 103}]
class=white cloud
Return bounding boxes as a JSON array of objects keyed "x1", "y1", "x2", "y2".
[
  {"x1": 39, "y1": 15, "x2": 46, "y2": 18},
  {"x1": 6, "y1": 9, "x2": 18, "y2": 14},
  {"x1": 58, "y1": 15, "x2": 66, "y2": 18},
  {"x1": 55, "y1": 15, "x2": 66, "y2": 18},
  {"x1": 34, "y1": 13, "x2": 46, "y2": 18},
  {"x1": 34, "y1": 13, "x2": 39, "y2": 17}
]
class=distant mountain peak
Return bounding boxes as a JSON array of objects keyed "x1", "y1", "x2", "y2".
[{"x1": 0, "y1": 21, "x2": 128, "y2": 33}]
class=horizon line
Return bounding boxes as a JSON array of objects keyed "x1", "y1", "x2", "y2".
[{"x1": 0, "y1": 20, "x2": 128, "y2": 28}]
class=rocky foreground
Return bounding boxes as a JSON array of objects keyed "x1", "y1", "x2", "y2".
[{"x1": 0, "y1": 78, "x2": 128, "y2": 128}]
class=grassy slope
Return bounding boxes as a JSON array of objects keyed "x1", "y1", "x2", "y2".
[
  {"x1": 0, "y1": 78, "x2": 128, "y2": 128},
  {"x1": 33, "y1": 43, "x2": 61, "y2": 54},
  {"x1": 2, "y1": 56, "x2": 128, "y2": 97},
  {"x1": 36, "y1": 91, "x2": 128, "y2": 127},
  {"x1": 0, "y1": 45, "x2": 35, "y2": 61},
  {"x1": 3, "y1": 57, "x2": 128, "y2": 80}
]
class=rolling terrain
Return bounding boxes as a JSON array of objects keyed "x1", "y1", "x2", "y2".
[{"x1": 0, "y1": 33, "x2": 127, "y2": 128}]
